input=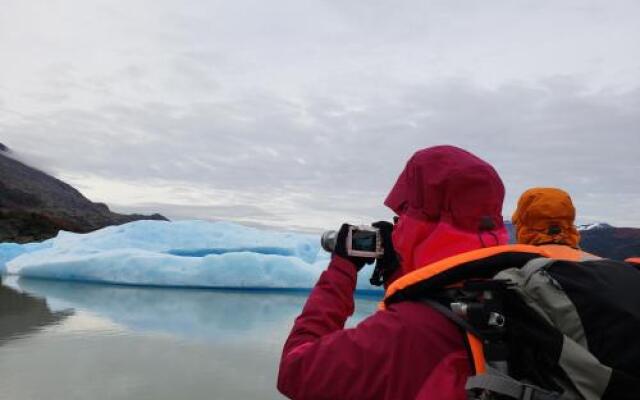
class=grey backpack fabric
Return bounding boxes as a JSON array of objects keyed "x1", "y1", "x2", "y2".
[
  {"x1": 486, "y1": 257, "x2": 640, "y2": 399},
  {"x1": 387, "y1": 253, "x2": 640, "y2": 400}
]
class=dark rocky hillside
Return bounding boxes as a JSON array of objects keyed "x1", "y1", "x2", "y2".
[
  {"x1": 0, "y1": 144, "x2": 167, "y2": 243},
  {"x1": 505, "y1": 221, "x2": 640, "y2": 261},
  {"x1": 579, "y1": 225, "x2": 640, "y2": 261}
]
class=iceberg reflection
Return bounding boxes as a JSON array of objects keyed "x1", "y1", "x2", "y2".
[
  {"x1": 15, "y1": 278, "x2": 381, "y2": 342},
  {"x1": 0, "y1": 283, "x2": 72, "y2": 345}
]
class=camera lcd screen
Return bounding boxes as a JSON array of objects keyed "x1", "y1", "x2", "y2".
[{"x1": 351, "y1": 231, "x2": 377, "y2": 252}]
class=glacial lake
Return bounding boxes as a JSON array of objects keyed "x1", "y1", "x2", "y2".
[{"x1": 0, "y1": 276, "x2": 380, "y2": 400}]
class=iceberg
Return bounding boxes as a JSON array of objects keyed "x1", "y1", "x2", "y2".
[
  {"x1": 0, "y1": 241, "x2": 50, "y2": 274},
  {"x1": 1, "y1": 220, "x2": 382, "y2": 292}
]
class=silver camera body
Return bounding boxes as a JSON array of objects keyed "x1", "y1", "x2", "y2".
[{"x1": 321, "y1": 225, "x2": 384, "y2": 258}]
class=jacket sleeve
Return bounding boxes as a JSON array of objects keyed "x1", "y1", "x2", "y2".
[{"x1": 277, "y1": 256, "x2": 396, "y2": 400}]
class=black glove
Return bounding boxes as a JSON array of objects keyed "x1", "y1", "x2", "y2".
[
  {"x1": 369, "y1": 221, "x2": 400, "y2": 286},
  {"x1": 334, "y1": 224, "x2": 375, "y2": 271}
]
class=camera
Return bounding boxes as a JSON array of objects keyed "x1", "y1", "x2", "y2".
[{"x1": 321, "y1": 225, "x2": 384, "y2": 258}]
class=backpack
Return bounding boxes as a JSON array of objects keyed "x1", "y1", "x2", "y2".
[{"x1": 382, "y1": 245, "x2": 640, "y2": 400}]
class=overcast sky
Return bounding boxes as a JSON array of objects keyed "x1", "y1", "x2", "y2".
[{"x1": 1, "y1": 0, "x2": 639, "y2": 230}]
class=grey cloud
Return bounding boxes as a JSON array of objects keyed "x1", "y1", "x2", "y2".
[
  {"x1": 1, "y1": 0, "x2": 640, "y2": 229},
  {"x1": 112, "y1": 202, "x2": 276, "y2": 223},
  {"x1": 4, "y1": 78, "x2": 640, "y2": 227}
]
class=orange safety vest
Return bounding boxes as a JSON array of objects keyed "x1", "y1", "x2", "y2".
[{"x1": 537, "y1": 244, "x2": 599, "y2": 261}]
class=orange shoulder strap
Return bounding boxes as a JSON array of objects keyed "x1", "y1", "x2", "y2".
[
  {"x1": 466, "y1": 333, "x2": 486, "y2": 375},
  {"x1": 382, "y1": 244, "x2": 548, "y2": 307}
]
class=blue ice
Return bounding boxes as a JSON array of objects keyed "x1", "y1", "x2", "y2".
[
  {"x1": 1, "y1": 220, "x2": 382, "y2": 292},
  {"x1": 0, "y1": 241, "x2": 50, "y2": 274}
]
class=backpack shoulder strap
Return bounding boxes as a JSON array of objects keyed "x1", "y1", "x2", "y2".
[
  {"x1": 466, "y1": 367, "x2": 561, "y2": 400},
  {"x1": 421, "y1": 298, "x2": 489, "y2": 375},
  {"x1": 422, "y1": 296, "x2": 564, "y2": 400}
]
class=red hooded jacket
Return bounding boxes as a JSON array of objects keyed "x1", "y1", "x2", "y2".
[{"x1": 278, "y1": 146, "x2": 509, "y2": 400}]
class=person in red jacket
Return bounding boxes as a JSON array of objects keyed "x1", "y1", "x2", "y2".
[{"x1": 277, "y1": 145, "x2": 510, "y2": 400}]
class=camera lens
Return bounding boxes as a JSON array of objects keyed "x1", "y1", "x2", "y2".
[{"x1": 321, "y1": 230, "x2": 338, "y2": 253}]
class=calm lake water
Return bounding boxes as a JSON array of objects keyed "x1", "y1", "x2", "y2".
[{"x1": 0, "y1": 276, "x2": 380, "y2": 400}]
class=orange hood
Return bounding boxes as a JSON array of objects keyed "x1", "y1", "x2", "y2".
[{"x1": 512, "y1": 187, "x2": 580, "y2": 248}]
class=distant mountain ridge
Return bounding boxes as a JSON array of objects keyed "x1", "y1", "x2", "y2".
[
  {"x1": 505, "y1": 221, "x2": 640, "y2": 261},
  {"x1": 578, "y1": 224, "x2": 640, "y2": 261},
  {"x1": 0, "y1": 144, "x2": 167, "y2": 243}
]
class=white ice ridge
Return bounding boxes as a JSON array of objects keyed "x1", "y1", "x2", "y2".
[{"x1": 1, "y1": 220, "x2": 382, "y2": 291}]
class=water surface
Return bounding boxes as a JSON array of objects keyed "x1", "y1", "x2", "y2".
[{"x1": 0, "y1": 277, "x2": 380, "y2": 400}]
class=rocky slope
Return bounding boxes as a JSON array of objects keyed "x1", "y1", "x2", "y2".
[
  {"x1": 505, "y1": 221, "x2": 640, "y2": 261},
  {"x1": 579, "y1": 224, "x2": 640, "y2": 261},
  {"x1": 0, "y1": 144, "x2": 167, "y2": 243}
]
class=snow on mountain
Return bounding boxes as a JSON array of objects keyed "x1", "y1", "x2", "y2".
[{"x1": 577, "y1": 222, "x2": 613, "y2": 231}]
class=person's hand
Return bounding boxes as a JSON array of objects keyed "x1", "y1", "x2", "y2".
[
  {"x1": 369, "y1": 221, "x2": 400, "y2": 286},
  {"x1": 334, "y1": 224, "x2": 375, "y2": 271}
]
